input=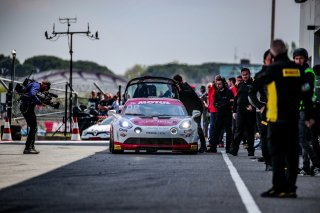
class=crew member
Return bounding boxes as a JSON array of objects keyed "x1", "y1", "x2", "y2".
[
  {"x1": 20, "y1": 80, "x2": 52, "y2": 154},
  {"x1": 256, "y1": 39, "x2": 314, "y2": 198},
  {"x1": 173, "y1": 74, "x2": 207, "y2": 153}
]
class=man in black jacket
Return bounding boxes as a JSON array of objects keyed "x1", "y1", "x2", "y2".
[
  {"x1": 248, "y1": 49, "x2": 273, "y2": 171},
  {"x1": 229, "y1": 68, "x2": 256, "y2": 156},
  {"x1": 173, "y1": 74, "x2": 207, "y2": 153},
  {"x1": 207, "y1": 78, "x2": 234, "y2": 153},
  {"x1": 254, "y1": 39, "x2": 314, "y2": 198}
]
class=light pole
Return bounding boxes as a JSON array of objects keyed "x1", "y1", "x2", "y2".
[
  {"x1": 45, "y1": 18, "x2": 99, "y2": 133},
  {"x1": 6, "y1": 49, "x2": 16, "y2": 124},
  {"x1": 271, "y1": 0, "x2": 276, "y2": 43}
]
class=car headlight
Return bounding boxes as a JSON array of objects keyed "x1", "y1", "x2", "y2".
[
  {"x1": 82, "y1": 130, "x2": 87, "y2": 136},
  {"x1": 119, "y1": 119, "x2": 133, "y2": 129},
  {"x1": 179, "y1": 120, "x2": 191, "y2": 129}
]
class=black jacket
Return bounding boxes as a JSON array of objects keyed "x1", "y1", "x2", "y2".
[
  {"x1": 248, "y1": 66, "x2": 268, "y2": 110},
  {"x1": 233, "y1": 77, "x2": 254, "y2": 113},
  {"x1": 251, "y1": 53, "x2": 313, "y2": 122},
  {"x1": 178, "y1": 82, "x2": 203, "y2": 115},
  {"x1": 214, "y1": 88, "x2": 234, "y2": 113}
]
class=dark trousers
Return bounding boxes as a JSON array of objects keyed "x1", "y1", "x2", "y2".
[
  {"x1": 299, "y1": 111, "x2": 320, "y2": 170},
  {"x1": 258, "y1": 111, "x2": 272, "y2": 166},
  {"x1": 22, "y1": 104, "x2": 37, "y2": 149},
  {"x1": 194, "y1": 116, "x2": 206, "y2": 149},
  {"x1": 231, "y1": 109, "x2": 256, "y2": 154},
  {"x1": 268, "y1": 121, "x2": 299, "y2": 192},
  {"x1": 209, "y1": 111, "x2": 233, "y2": 151},
  {"x1": 311, "y1": 118, "x2": 320, "y2": 160},
  {"x1": 208, "y1": 112, "x2": 216, "y2": 140}
]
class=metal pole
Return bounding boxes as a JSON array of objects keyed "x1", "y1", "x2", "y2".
[
  {"x1": 69, "y1": 34, "x2": 73, "y2": 133},
  {"x1": 7, "y1": 50, "x2": 16, "y2": 124},
  {"x1": 118, "y1": 85, "x2": 121, "y2": 105},
  {"x1": 271, "y1": 0, "x2": 276, "y2": 43},
  {"x1": 64, "y1": 82, "x2": 68, "y2": 136}
]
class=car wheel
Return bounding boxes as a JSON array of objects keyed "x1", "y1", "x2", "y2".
[{"x1": 109, "y1": 133, "x2": 123, "y2": 154}]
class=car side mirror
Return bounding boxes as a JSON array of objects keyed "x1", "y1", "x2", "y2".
[
  {"x1": 191, "y1": 110, "x2": 201, "y2": 118},
  {"x1": 108, "y1": 110, "x2": 117, "y2": 117}
]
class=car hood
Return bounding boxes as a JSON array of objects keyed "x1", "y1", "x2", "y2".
[{"x1": 130, "y1": 117, "x2": 182, "y2": 126}]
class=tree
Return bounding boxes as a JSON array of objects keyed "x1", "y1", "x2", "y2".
[
  {"x1": 0, "y1": 54, "x2": 21, "y2": 77},
  {"x1": 124, "y1": 64, "x2": 146, "y2": 79},
  {"x1": 24, "y1": 55, "x2": 68, "y2": 71}
]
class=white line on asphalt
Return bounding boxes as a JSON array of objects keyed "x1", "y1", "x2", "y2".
[{"x1": 221, "y1": 151, "x2": 262, "y2": 213}]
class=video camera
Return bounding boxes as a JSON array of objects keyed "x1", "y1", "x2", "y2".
[{"x1": 36, "y1": 91, "x2": 60, "y2": 109}]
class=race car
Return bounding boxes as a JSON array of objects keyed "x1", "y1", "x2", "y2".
[
  {"x1": 81, "y1": 116, "x2": 115, "y2": 140},
  {"x1": 108, "y1": 97, "x2": 200, "y2": 154}
]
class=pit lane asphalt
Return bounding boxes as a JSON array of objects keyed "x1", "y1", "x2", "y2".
[{"x1": 0, "y1": 141, "x2": 319, "y2": 213}]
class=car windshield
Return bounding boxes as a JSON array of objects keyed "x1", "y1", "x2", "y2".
[
  {"x1": 100, "y1": 117, "x2": 114, "y2": 125},
  {"x1": 123, "y1": 103, "x2": 187, "y2": 117},
  {"x1": 124, "y1": 77, "x2": 179, "y2": 101}
]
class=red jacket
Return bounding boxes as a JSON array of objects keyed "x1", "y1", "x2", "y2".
[{"x1": 207, "y1": 83, "x2": 217, "y2": 113}]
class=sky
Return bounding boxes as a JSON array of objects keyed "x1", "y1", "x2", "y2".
[{"x1": 0, "y1": 0, "x2": 301, "y2": 75}]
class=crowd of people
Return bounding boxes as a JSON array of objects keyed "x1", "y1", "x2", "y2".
[
  {"x1": 175, "y1": 39, "x2": 320, "y2": 198},
  {"x1": 87, "y1": 90, "x2": 120, "y2": 115}
]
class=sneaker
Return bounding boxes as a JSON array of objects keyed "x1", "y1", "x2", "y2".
[
  {"x1": 198, "y1": 147, "x2": 207, "y2": 153},
  {"x1": 261, "y1": 188, "x2": 280, "y2": 197},
  {"x1": 23, "y1": 149, "x2": 40, "y2": 154},
  {"x1": 313, "y1": 167, "x2": 320, "y2": 176},
  {"x1": 31, "y1": 148, "x2": 40, "y2": 154},
  {"x1": 206, "y1": 147, "x2": 217, "y2": 153},
  {"x1": 265, "y1": 165, "x2": 273, "y2": 171},
  {"x1": 283, "y1": 191, "x2": 298, "y2": 198},
  {"x1": 298, "y1": 168, "x2": 312, "y2": 176},
  {"x1": 261, "y1": 188, "x2": 297, "y2": 198},
  {"x1": 228, "y1": 149, "x2": 238, "y2": 156}
]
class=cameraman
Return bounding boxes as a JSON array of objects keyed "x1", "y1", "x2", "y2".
[{"x1": 20, "y1": 80, "x2": 51, "y2": 154}]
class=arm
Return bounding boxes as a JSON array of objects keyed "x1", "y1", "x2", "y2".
[{"x1": 28, "y1": 82, "x2": 42, "y2": 105}]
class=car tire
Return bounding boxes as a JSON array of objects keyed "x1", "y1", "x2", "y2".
[{"x1": 109, "y1": 133, "x2": 123, "y2": 154}]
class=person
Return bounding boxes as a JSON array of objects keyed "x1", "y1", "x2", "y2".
[
  {"x1": 111, "y1": 95, "x2": 120, "y2": 113},
  {"x1": 207, "y1": 78, "x2": 234, "y2": 153},
  {"x1": 160, "y1": 84, "x2": 173, "y2": 98},
  {"x1": 235, "y1": 75, "x2": 243, "y2": 87},
  {"x1": 229, "y1": 68, "x2": 256, "y2": 156},
  {"x1": 248, "y1": 49, "x2": 273, "y2": 171},
  {"x1": 199, "y1": 85, "x2": 209, "y2": 138},
  {"x1": 311, "y1": 64, "x2": 320, "y2": 160},
  {"x1": 173, "y1": 74, "x2": 207, "y2": 153},
  {"x1": 292, "y1": 48, "x2": 320, "y2": 176},
  {"x1": 227, "y1": 77, "x2": 237, "y2": 97},
  {"x1": 207, "y1": 75, "x2": 221, "y2": 143},
  {"x1": 98, "y1": 93, "x2": 114, "y2": 116},
  {"x1": 255, "y1": 39, "x2": 314, "y2": 198},
  {"x1": 19, "y1": 80, "x2": 52, "y2": 154},
  {"x1": 88, "y1": 90, "x2": 100, "y2": 110}
]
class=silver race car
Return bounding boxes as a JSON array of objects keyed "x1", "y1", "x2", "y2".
[
  {"x1": 81, "y1": 116, "x2": 115, "y2": 140},
  {"x1": 108, "y1": 98, "x2": 200, "y2": 154}
]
